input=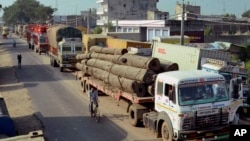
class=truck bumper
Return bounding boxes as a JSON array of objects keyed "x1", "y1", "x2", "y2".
[
  {"x1": 178, "y1": 126, "x2": 229, "y2": 141},
  {"x1": 60, "y1": 64, "x2": 75, "y2": 68}
]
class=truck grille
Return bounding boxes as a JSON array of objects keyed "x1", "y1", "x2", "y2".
[{"x1": 182, "y1": 110, "x2": 229, "y2": 130}]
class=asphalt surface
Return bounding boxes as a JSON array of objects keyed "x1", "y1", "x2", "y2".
[{"x1": 0, "y1": 35, "x2": 161, "y2": 141}]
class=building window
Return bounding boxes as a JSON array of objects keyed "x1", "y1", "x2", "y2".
[
  {"x1": 128, "y1": 28, "x2": 133, "y2": 32},
  {"x1": 123, "y1": 28, "x2": 127, "y2": 32},
  {"x1": 148, "y1": 29, "x2": 154, "y2": 41},
  {"x1": 155, "y1": 29, "x2": 161, "y2": 37},
  {"x1": 162, "y1": 30, "x2": 169, "y2": 37}
]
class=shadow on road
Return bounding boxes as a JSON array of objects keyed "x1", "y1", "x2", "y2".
[{"x1": 34, "y1": 112, "x2": 129, "y2": 141}]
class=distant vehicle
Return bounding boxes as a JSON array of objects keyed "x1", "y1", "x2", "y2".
[
  {"x1": 47, "y1": 24, "x2": 83, "y2": 72},
  {"x1": 1, "y1": 26, "x2": 10, "y2": 39},
  {"x1": 32, "y1": 24, "x2": 49, "y2": 55}
]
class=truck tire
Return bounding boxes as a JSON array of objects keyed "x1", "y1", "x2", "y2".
[
  {"x1": 53, "y1": 60, "x2": 57, "y2": 67},
  {"x1": 85, "y1": 82, "x2": 90, "y2": 93},
  {"x1": 129, "y1": 105, "x2": 139, "y2": 126},
  {"x1": 161, "y1": 121, "x2": 173, "y2": 141},
  {"x1": 60, "y1": 67, "x2": 63, "y2": 72},
  {"x1": 50, "y1": 57, "x2": 53, "y2": 66},
  {"x1": 82, "y1": 80, "x2": 86, "y2": 93}
]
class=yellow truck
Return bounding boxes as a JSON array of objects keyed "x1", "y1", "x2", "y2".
[
  {"x1": 152, "y1": 35, "x2": 190, "y2": 44},
  {"x1": 83, "y1": 34, "x2": 112, "y2": 53},
  {"x1": 106, "y1": 38, "x2": 152, "y2": 49}
]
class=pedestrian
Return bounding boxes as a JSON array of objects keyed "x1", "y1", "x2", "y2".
[
  {"x1": 17, "y1": 54, "x2": 22, "y2": 69},
  {"x1": 13, "y1": 39, "x2": 16, "y2": 48},
  {"x1": 88, "y1": 87, "x2": 99, "y2": 116}
]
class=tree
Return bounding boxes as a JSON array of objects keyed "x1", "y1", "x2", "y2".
[
  {"x1": 2, "y1": 0, "x2": 54, "y2": 26},
  {"x1": 93, "y1": 26, "x2": 102, "y2": 34},
  {"x1": 222, "y1": 13, "x2": 236, "y2": 21},
  {"x1": 242, "y1": 10, "x2": 250, "y2": 18}
]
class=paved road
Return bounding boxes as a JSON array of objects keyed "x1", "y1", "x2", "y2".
[{"x1": 0, "y1": 35, "x2": 161, "y2": 141}]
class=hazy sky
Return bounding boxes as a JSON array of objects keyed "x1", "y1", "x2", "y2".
[{"x1": 0, "y1": 0, "x2": 249, "y2": 17}]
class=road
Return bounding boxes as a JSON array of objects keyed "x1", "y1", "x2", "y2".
[{"x1": 0, "y1": 35, "x2": 161, "y2": 141}]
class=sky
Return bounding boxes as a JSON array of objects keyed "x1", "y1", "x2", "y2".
[{"x1": 0, "y1": 0, "x2": 249, "y2": 17}]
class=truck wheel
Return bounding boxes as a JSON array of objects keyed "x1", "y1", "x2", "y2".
[
  {"x1": 129, "y1": 105, "x2": 139, "y2": 126},
  {"x1": 82, "y1": 80, "x2": 86, "y2": 93},
  {"x1": 50, "y1": 58, "x2": 53, "y2": 66},
  {"x1": 39, "y1": 51, "x2": 41, "y2": 55},
  {"x1": 60, "y1": 67, "x2": 64, "y2": 72},
  {"x1": 85, "y1": 82, "x2": 90, "y2": 93},
  {"x1": 161, "y1": 121, "x2": 173, "y2": 141},
  {"x1": 53, "y1": 60, "x2": 57, "y2": 67}
]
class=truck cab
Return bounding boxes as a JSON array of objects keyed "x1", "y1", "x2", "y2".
[
  {"x1": 57, "y1": 38, "x2": 83, "y2": 71},
  {"x1": 201, "y1": 58, "x2": 248, "y2": 106},
  {"x1": 144, "y1": 70, "x2": 240, "y2": 141}
]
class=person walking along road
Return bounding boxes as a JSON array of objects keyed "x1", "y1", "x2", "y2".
[{"x1": 17, "y1": 54, "x2": 22, "y2": 69}]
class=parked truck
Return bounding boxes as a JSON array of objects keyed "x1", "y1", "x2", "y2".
[
  {"x1": 201, "y1": 57, "x2": 249, "y2": 106},
  {"x1": 151, "y1": 42, "x2": 248, "y2": 121},
  {"x1": 26, "y1": 24, "x2": 35, "y2": 49},
  {"x1": 47, "y1": 24, "x2": 83, "y2": 72},
  {"x1": 76, "y1": 47, "x2": 243, "y2": 141},
  {"x1": 32, "y1": 24, "x2": 49, "y2": 55},
  {"x1": 1, "y1": 26, "x2": 10, "y2": 39},
  {"x1": 82, "y1": 66, "x2": 241, "y2": 141}
]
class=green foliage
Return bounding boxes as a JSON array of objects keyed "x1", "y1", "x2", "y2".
[
  {"x1": 242, "y1": 10, "x2": 250, "y2": 18},
  {"x1": 204, "y1": 26, "x2": 212, "y2": 36},
  {"x1": 2, "y1": 0, "x2": 54, "y2": 25},
  {"x1": 222, "y1": 13, "x2": 236, "y2": 21},
  {"x1": 93, "y1": 26, "x2": 102, "y2": 34}
]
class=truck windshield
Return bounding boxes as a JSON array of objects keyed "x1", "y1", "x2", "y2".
[
  {"x1": 178, "y1": 81, "x2": 229, "y2": 106},
  {"x1": 39, "y1": 36, "x2": 47, "y2": 43}
]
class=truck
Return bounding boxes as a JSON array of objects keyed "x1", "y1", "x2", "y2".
[
  {"x1": 77, "y1": 47, "x2": 243, "y2": 141},
  {"x1": 83, "y1": 34, "x2": 113, "y2": 54},
  {"x1": 106, "y1": 38, "x2": 152, "y2": 49},
  {"x1": 152, "y1": 35, "x2": 190, "y2": 44},
  {"x1": 47, "y1": 24, "x2": 83, "y2": 72},
  {"x1": 26, "y1": 24, "x2": 35, "y2": 49},
  {"x1": 32, "y1": 24, "x2": 49, "y2": 55},
  {"x1": 151, "y1": 42, "x2": 248, "y2": 121},
  {"x1": 1, "y1": 26, "x2": 10, "y2": 39},
  {"x1": 201, "y1": 57, "x2": 249, "y2": 106},
  {"x1": 82, "y1": 69, "x2": 242, "y2": 141}
]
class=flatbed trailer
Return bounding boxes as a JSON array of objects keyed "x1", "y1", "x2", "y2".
[{"x1": 82, "y1": 76, "x2": 154, "y2": 104}]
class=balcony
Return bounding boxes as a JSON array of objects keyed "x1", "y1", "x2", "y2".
[
  {"x1": 96, "y1": 0, "x2": 107, "y2": 3},
  {"x1": 97, "y1": 7, "x2": 108, "y2": 15},
  {"x1": 97, "y1": 19, "x2": 108, "y2": 26}
]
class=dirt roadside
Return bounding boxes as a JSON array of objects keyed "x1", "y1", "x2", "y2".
[{"x1": 0, "y1": 44, "x2": 43, "y2": 135}]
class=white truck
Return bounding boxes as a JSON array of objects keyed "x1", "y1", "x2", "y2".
[
  {"x1": 47, "y1": 24, "x2": 83, "y2": 72},
  {"x1": 82, "y1": 69, "x2": 242, "y2": 141},
  {"x1": 151, "y1": 42, "x2": 248, "y2": 108},
  {"x1": 201, "y1": 57, "x2": 248, "y2": 106}
]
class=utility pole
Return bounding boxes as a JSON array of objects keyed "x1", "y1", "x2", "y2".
[
  {"x1": 180, "y1": 0, "x2": 185, "y2": 45},
  {"x1": 87, "y1": 8, "x2": 90, "y2": 34},
  {"x1": 75, "y1": 5, "x2": 77, "y2": 27}
]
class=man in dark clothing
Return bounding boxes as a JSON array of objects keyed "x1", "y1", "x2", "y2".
[{"x1": 17, "y1": 54, "x2": 22, "y2": 69}]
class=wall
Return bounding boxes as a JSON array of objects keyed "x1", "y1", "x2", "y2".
[
  {"x1": 205, "y1": 35, "x2": 250, "y2": 45},
  {"x1": 106, "y1": 32, "x2": 141, "y2": 41}
]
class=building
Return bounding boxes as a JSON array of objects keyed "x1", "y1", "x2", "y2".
[
  {"x1": 147, "y1": 10, "x2": 169, "y2": 20},
  {"x1": 81, "y1": 8, "x2": 97, "y2": 29},
  {"x1": 96, "y1": 0, "x2": 158, "y2": 32},
  {"x1": 175, "y1": 1, "x2": 200, "y2": 20}
]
